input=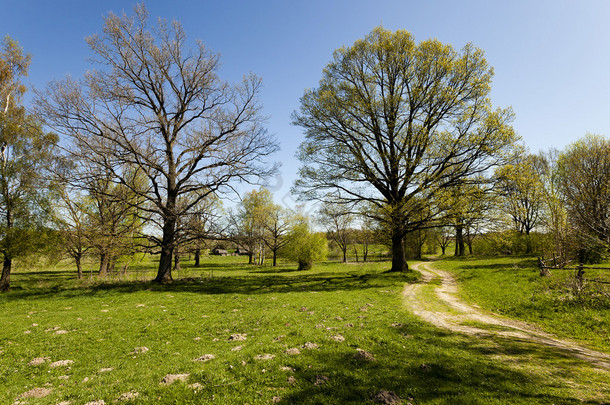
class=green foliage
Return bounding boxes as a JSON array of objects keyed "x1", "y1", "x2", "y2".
[
  {"x1": 282, "y1": 218, "x2": 328, "y2": 270},
  {"x1": 471, "y1": 231, "x2": 547, "y2": 256},
  {"x1": 556, "y1": 134, "x2": 610, "y2": 261}
]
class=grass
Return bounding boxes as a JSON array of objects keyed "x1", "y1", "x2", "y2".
[
  {"x1": 433, "y1": 255, "x2": 610, "y2": 353},
  {"x1": 0, "y1": 255, "x2": 609, "y2": 404}
]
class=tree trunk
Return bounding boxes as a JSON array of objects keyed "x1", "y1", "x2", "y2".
[
  {"x1": 75, "y1": 254, "x2": 83, "y2": 279},
  {"x1": 342, "y1": 246, "x2": 347, "y2": 263},
  {"x1": 174, "y1": 250, "x2": 181, "y2": 271},
  {"x1": 390, "y1": 231, "x2": 408, "y2": 272},
  {"x1": 441, "y1": 245, "x2": 446, "y2": 255},
  {"x1": 455, "y1": 226, "x2": 465, "y2": 257},
  {"x1": 155, "y1": 216, "x2": 176, "y2": 283},
  {"x1": 99, "y1": 252, "x2": 109, "y2": 276},
  {"x1": 194, "y1": 249, "x2": 201, "y2": 267},
  {"x1": 272, "y1": 248, "x2": 278, "y2": 267},
  {"x1": 0, "y1": 255, "x2": 11, "y2": 292}
]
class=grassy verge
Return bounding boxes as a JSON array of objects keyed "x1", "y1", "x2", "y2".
[
  {"x1": 433, "y1": 255, "x2": 610, "y2": 353},
  {"x1": 0, "y1": 256, "x2": 609, "y2": 403}
]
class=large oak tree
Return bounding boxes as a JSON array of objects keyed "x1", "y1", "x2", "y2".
[
  {"x1": 37, "y1": 5, "x2": 278, "y2": 283},
  {"x1": 292, "y1": 27, "x2": 517, "y2": 272}
]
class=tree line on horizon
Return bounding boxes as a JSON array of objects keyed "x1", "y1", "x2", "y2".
[{"x1": 0, "y1": 5, "x2": 608, "y2": 292}]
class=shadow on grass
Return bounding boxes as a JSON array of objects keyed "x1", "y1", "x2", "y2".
[
  {"x1": 1, "y1": 266, "x2": 419, "y2": 302},
  {"x1": 278, "y1": 323, "x2": 604, "y2": 404}
]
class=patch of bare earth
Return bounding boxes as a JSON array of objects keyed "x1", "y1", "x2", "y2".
[
  {"x1": 404, "y1": 261, "x2": 610, "y2": 370},
  {"x1": 160, "y1": 373, "x2": 190, "y2": 385},
  {"x1": 18, "y1": 387, "x2": 52, "y2": 398}
]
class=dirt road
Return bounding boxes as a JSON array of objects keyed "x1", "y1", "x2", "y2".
[{"x1": 404, "y1": 261, "x2": 610, "y2": 370}]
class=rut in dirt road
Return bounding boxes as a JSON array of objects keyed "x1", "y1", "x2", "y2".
[{"x1": 403, "y1": 261, "x2": 610, "y2": 370}]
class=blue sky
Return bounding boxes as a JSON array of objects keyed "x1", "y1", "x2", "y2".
[{"x1": 2, "y1": 0, "x2": 610, "y2": 207}]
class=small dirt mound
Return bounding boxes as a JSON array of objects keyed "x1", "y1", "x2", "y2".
[
  {"x1": 330, "y1": 334, "x2": 345, "y2": 342},
  {"x1": 302, "y1": 342, "x2": 319, "y2": 350},
  {"x1": 354, "y1": 349, "x2": 376, "y2": 362},
  {"x1": 374, "y1": 390, "x2": 402, "y2": 405},
  {"x1": 228, "y1": 333, "x2": 247, "y2": 341},
  {"x1": 18, "y1": 387, "x2": 52, "y2": 398},
  {"x1": 28, "y1": 357, "x2": 48, "y2": 366},
  {"x1": 160, "y1": 373, "x2": 190, "y2": 385},
  {"x1": 132, "y1": 347, "x2": 149, "y2": 354},
  {"x1": 193, "y1": 354, "x2": 215, "y2": 362},
  {"x1": 285, "y1": 348, "x2": 301, "y2": 355},
  {"x1": 49, "y1": 360, "x2": 74, "y2": 368}
]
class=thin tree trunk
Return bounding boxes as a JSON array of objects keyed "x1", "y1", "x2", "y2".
[
  {"x1": 0, "y1": 255, "x2": 11, "y2": 292},
  {"x1": 75, "y1": 254, "x2": 83, "y2": 279},
  {"x1": 194, "y1": 249, "x2": 200, "y2": 267},
  {"x1": 174, "y1": 249, "x2": 181, "y2": 271},
  {"x1": 342, "y1": 246, "x2": 347, "y2": 263},
  {"x1": 272, "y1": 248, "x2": 277, "y2": 267}
]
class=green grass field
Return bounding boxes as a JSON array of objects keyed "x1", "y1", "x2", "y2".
[{"x1": 1, "y1": 255, "x2": 609, "y2": 404}]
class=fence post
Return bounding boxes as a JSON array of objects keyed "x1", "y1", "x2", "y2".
[{"x1": 538, "y1": 257, "x2": 550, "y2": 277}]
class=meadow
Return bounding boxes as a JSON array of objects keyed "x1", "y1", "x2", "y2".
[{"x1": 1, "y1": 254, "x2": 609, "y2": 404}]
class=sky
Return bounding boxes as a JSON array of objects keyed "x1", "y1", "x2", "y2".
[{"x1": 2, "y1": 0, "x2": 610, "y2": 209}]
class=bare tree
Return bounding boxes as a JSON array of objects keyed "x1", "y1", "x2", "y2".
[
  {"x1": 263, "y1": 205, "x2": 293, "y2": 267},
  {"x1": 36, "y1": 5, "x2": 277, "y2": 283},
  {"x1": 317, "y1": 200, "x2": 354, "y2": 262}
]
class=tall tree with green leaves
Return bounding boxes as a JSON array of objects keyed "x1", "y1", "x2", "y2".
[
  {"x1": 292, "y1": 27, "x2": 517, "y2": 272},
  {"x1": 37, "y1": 5, "x2": 278, "y2": 283},
  {"x1": 0, "y1": 36, "x2": 58, "y2": 291},
  {"x1": 557, "y1": 134, "x2": 610, "y2": 261},
  {"x1": 495, "y1": 153, "x2": 546, "y2": 237}
]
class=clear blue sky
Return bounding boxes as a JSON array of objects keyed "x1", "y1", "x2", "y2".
[{"x1": 2, "y1": 0, "x2": 610, "y2": 207}]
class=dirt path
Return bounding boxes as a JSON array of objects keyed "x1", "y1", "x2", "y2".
[{"x1": 403, "y1": 261, "x2": 610, "y2": 370}]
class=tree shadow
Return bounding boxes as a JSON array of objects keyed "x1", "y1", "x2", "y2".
[
  {"x1": 278, "y1": 323, "x2": 607, "y2": 404},
  {"x1": 0, "y1": 266, "x2": 418, "y2": 302}
]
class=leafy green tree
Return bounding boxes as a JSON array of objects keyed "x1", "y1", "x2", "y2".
[
  {"x1": 0, "y1": 36, "x2": 58, "y2": 291},
  {"x1": 231, "y1": 188, "x2": 275, "y2": 264},
  {"x1": 282, "y1": 213, "x2": 327, "y2": 270},
  {"x1": 557, "y1": 134, "x2": 610, "y2": 262},
  {"x1": 495, "y1": 153, "x2": 546, "y2": 237},
  {"x1": 292, "y1": 27, "x2": 517, "y2": 272}
]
